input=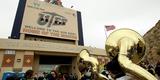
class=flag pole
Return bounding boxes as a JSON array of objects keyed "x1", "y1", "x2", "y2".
[{"x1": 104, "y1": 25, "x2": 108, "y2": 38}]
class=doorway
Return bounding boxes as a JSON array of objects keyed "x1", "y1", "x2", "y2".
[{"x1": 38, "y1": 55, "x2": 73, "y2": 73}]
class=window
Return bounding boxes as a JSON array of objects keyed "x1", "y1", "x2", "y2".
[{"x1": 5, "y1": 50, "x2": 15, "y2": 54}]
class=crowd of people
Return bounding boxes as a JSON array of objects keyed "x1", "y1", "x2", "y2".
[
  {"x1": 139, "y1": 60, "x2": 160, "y2": 79},
  {"x1": 5, "y1": 60, "x2": 160, "y2": 80},
  {"x1": 6, "y1": 70, "x2": 78, "y2": 80},
  {"x1": 100, "y1": 58, "x2": 160, "y2": 80}
]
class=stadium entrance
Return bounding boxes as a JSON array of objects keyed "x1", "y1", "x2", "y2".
[
  {"x1": 33, "y1": 53, "x2": 78, "y2": 75},
  {"x1": 39, "y1": 55, "x2": 73, "y2": 73}
]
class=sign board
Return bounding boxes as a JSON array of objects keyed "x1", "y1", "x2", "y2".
[{"x1": 20, "y1": 0, "x2": 79, "y2": 40}]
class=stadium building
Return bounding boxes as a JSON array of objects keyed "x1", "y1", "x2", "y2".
[{"x1": 0, "y1": 0, "x2": 108, "y2": 78}]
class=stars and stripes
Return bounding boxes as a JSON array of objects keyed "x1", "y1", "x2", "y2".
[{"x1": 105, "y1": 25, "x2": 116, "y2": 31}]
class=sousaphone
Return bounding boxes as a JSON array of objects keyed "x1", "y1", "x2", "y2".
[
  {"x1": 105, "y1": 28, "x2": 157, "y2": 80},
  {"x1": 77, "y1": 28, "x2": 157, "y2": 80}
]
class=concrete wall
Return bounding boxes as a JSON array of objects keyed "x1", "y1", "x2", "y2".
[
  {"x1": 0, "y1": 38, "x2": 107, "y2": 56},
  {"x1": 0, "y1": 50, "x2": 4, "y2": 78},
  {"x1": 0, "y1": 38, "x2": 107, "y2": 78}
]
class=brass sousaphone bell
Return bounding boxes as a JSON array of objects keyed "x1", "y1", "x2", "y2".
[
  {"x1": 78, "y1": 49, "x2": 108, "y2": 80},
  {"x1": 105, "y1": 28, "x2": 157, "y2": 80}
]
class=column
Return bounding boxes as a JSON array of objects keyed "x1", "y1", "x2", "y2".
[{"x1": 13, "y1": 51, "x2": 24, "y2": 72}]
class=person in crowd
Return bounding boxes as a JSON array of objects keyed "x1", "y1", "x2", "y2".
[
  {"x1": 34, "y1": 73, "x2": 38, "y2": 80},
  {"x1": 46, "y1": 70, "x2": 58, "y2": 80},
  {"x1": 101, "y1": 65, "x2": 113, "y2": 80},
  {"x1": 155, "y1": 61, "x2": 160, "y2": 79},
  {"x1": 63, "y1": 73, "x2": 70, "y2": 80},
  {"x1": 73, "y1": 73, "x2": 78, "y2": 80},
  {"x1": 58, "y1": 72, "x2": 63, "y2": 80},
  {"x1": 6, "y1": 76, "x2": 16, "y2": 80},
  {"x1": 69, "y1": 73, "x2": 74, "y2": 80},
  {"x1": 106, "y1": 56, "x2": 126, "y2": 80},
  {"x1": 80, "y1": 67, "x2": 92, "y2": 80},
  {"x1": 22, "y1": 69, "x2": 34, "y2": 80},
  {"x1": 43, "y1": 72, "x2": 48, "y2": 80},
  {"x1": 38, "y1": 72, "x2": 46, "y2": 80},
  {"x1": 139, "y1": 61, "x2": 147, "y2": 69},
  {"x1": 147, "y1": 64, "x2": 156, "y2": 75}
]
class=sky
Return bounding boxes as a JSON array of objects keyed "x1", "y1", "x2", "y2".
[{"x1": 0, "y1": 0, "x2": 160, "y2": 49}]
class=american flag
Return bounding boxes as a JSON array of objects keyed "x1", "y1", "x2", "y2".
[
  {"x1": 105, "y1": 25, "x2": 116, "y2": 31},
  {"x1": 71, "y1": 5, "x2": 74, "y2": 8}
]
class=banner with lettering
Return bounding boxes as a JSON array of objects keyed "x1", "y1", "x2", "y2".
[{"x1": 20, "y1": 0, "x2": 78, "y2": 40}]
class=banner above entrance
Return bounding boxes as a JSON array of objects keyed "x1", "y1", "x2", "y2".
[{"x1": 20, "y1": 0, "x2": 79, "y2": 40}]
